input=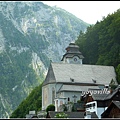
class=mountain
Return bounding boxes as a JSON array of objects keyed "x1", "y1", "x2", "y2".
[{"x1": 0, "y1": 1, "x2": 89, "y2": 118}]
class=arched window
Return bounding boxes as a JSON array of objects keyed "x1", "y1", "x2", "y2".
[
  {"x1": 52, "y1": 87, "x2": 55, "y2": 104},
  {"x1": 68, "y1": 97, "x2": 70, "y2": 101}
]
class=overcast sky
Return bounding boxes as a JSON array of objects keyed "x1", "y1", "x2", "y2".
[{"x1": 41, "y1": 1, "x2": 120, "y2": 24}]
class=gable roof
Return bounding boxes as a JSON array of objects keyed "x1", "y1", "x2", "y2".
[
  {"x1": 43, "y1": 62, "x2": 117, "y2": 86},
  {"x1": 101, "y1": 101, "x2": 120, "y2": 118},
  {"x1": 43, "y1": 63, "x2": 56, "y2": 86},
  {"x1": 91, "y1": 93, "x2": 109, "y2": 101},
  {"x1": 61, "y1": 42, "x2": 84, "y2": 61},
  {"x1": 83, "y1": 85, "x2": 120, "y2": 101},
  {"x1": 104, "y1": 85, "x2": 120, "y2": 100},
  {"x1": 91, "y1": 85, "x2": 120, "y2": 101},
  {"x1": 113, "y1": 101, "x2": 120, "y2": 109}
]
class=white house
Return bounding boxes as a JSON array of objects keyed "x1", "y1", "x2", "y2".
[{"x1": 42, "y1": 42, "x2": 117, "y2": 111}]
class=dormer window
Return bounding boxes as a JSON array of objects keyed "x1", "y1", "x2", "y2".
[
  {"x1": 92, "y1": 79, "x2": 96, "y2": 83},
  {"x1": 105, "y1": 85, "x2": 109, "y2": 88},
  {"x1": 70, "y1": 78, "x2": 74, "y2": 82}
]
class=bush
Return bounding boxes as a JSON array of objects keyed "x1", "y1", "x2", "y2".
[
  {"x1": 54, "y1": 112, "x2": 68, "y2": 118},
  {"x1": 46, "y1": 104, "x2": 55, "y2": 113},
  {"x1": 77, "y1": 100, "x2": 81, "y2": 103}
]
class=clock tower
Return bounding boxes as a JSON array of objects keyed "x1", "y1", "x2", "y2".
[{"x1": 61, "y1": 42, "x2": 84, "y2": 64}]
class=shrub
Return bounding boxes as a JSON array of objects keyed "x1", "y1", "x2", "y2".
[
  {"x1": 54, "y1": 112, "x2": 68, "y2": 118},
  {"x1": 46, "y1": 104, "x2": 55, "y2": 113}
]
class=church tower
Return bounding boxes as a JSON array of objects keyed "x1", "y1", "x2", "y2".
[{"x1": 61, "y1": 42, "x2": 84, "y2": 64}]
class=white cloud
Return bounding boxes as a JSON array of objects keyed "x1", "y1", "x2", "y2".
[{"x1": 41, "y1": 1, "x2": 120, "y2": 24}]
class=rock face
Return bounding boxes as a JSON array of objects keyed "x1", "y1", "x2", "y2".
[{"x1": 0, "y1": 1, "x2": 89, "y2": 118}]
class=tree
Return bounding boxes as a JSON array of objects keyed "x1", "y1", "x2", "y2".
[
  {"x1": 46, "y1": 104, "x2": 55, "y2": 113},
  {"x1": 116, "y1": 64, "x2": 120, "y2": 84}
]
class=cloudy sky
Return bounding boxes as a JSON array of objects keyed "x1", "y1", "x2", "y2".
[{"x1": 41, "y1": 1, "x2": 120, "y2": 24}]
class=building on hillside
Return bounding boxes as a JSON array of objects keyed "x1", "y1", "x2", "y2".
[
  {"x1": 101, "y1": 101, "x2": 120, "y2": 118},
  {"x1": 42, "y1": 42, "x2": 117, "y2": 111},
  {"x1": 81, "y1": 85, "x2": 120, "y2": 118}
]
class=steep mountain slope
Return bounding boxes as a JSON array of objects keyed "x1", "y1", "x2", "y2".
[
  {"x1": 10, "y1": 83, "x2": 43, "y2": 118},
  {"x1": 0, "y1": 1, "x2": 89, "y2": 118}
]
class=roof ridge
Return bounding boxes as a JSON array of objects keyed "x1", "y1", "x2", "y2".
[{"x1": 51, "y1": 62, "x2": 114, "y2": 67}]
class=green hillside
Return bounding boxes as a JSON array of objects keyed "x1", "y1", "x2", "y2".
[
  {"x1": 75, "y1": 9, "x2": 120, "y2": 83},
  {"x1": 10, "y1": 83, "x2": 42, "y2": 118}
]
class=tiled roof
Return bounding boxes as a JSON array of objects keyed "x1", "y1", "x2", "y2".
[
  {"x1": 101, "y1": 100, "x2": 120, "y2": 118},
  {"x1": 57, "y1": 84, "x2": 100, "y2": 92},
  {"x1": 63, "y1": 54, "x2": 84, "y2": 59},
  {"x1": 92, "y1": 93, "x2": 109, "y2": 100},
  {"x1": 104, "y1": 85, "x2": 120, "y2": 100},
  {"x1": 52, "y1": 63, "x2": 116, "y2": 85},
  {"x1": 112, "y1": 101, "x2": 120, "y2": 109},
  {"x1": 90, "y1": 85, "x2": 120, "y2": 101}
]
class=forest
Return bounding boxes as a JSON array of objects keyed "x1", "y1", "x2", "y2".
[{"x1": 75, "y1": 9, "x2": 120, "y2": 84}]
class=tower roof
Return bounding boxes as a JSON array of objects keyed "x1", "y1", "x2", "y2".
[{"x1": 61, "y1": 42, "x2": 84, "y2": 61}]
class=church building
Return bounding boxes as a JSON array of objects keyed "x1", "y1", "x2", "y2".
[{"x1": 42, "y1": 42, "x2": 117, "y2": 111}]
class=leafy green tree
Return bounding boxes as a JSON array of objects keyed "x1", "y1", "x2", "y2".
[
  {"x1": 46, "y1": 104, "x2": 55, "y2": 113},
  {"x1": 75, "y1": 9, "x2": 120, "y2": 83},
  {"x1": 10, "y1": 83, "x2": 43, "y2": 118}
]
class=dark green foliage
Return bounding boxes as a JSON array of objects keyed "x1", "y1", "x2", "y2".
[
  {"x1": 10, "y1": 83, "x2": 43, "y2": 118},
  {"x1": 116, "y1": 64, "x2": 120, "y2": 84},
  {"x1": 109, "y1": 79, "x2": 118, "y2": 90},
  {"x1": 75, "y1": 9, "x2": 120, "y2": 83},
  {"x1": 46, "y1": 104, "x2": 55, "y2": 113},
  {"x1": 63, "y1": 105, "x2": 67, "y2": 111},
  {"x1": 77, "y1": 100, "x2": 81, "y2": 103},
  {"x1": 72, "y1": 105, "x2": 76, "y2": 112}
]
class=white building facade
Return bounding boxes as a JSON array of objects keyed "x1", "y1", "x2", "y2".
[{"x1": 42, "y1": 42, "x2": 117, "y2": 111}]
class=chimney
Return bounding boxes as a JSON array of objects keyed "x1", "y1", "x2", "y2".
[
  {"x1": 105, "y1": 85, "x2": 112, "y2": 94},
  {"x1": 108, "y1": 86, "x2": 113, "y2": 94}
]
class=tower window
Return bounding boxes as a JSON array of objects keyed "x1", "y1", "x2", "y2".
[{"x1": 74, "y1": 58, "x2": 77, "y2": 61}]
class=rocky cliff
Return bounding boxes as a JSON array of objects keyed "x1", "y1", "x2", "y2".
[{"x1": 0, "y1": 1, "x2": 89, "y2": 118}]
